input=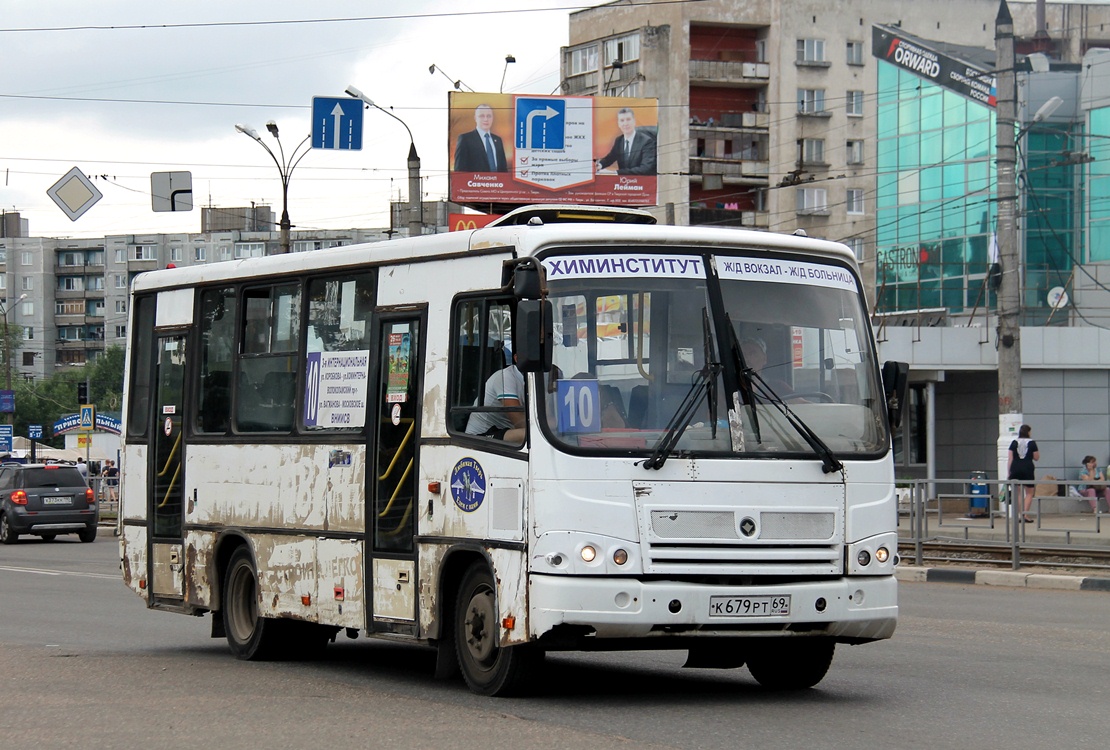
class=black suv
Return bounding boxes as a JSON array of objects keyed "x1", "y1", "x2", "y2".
[{"x1": 0, "y1": 463, "x2": 97, "y2": 544}]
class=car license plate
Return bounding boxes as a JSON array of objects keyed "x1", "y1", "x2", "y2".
[
  {"x1": 708, "y1": 595, "x2": 791, "y2": 617},
  {"x1": 42, "y1": 496, "x2": 71, "y2": 506}
]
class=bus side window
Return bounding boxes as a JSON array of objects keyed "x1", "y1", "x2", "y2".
[
  {"x1": 448, "y1": 296, "x2": 520, "y2": 441},
  {"x1": 195, "y1": 287, "x2": 236, "y2": 434},
  {"x1": 235, "y1": 284, "x2": 300, "y2": 434}
]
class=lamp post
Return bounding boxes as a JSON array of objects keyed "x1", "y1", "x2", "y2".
[
  {"x1": 499, "y1": 54, "x2": 516, "y2": 93},
  {"x1": 429, "y1": 63, "x2": 472, "y2": 92},
  {"x1": 345, "y1": 85, "x2": 422, "y2": 237},
  {"x1": 1, "y1": 293, "x2": 27, "y2": 425},
  {"x1": 234, "y1": 121, "x2": 311, "y2": 254}
]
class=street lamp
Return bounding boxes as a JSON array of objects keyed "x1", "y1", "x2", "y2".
[
  {"x1": 429, "y1": 63, "x2": 472, "y2": 92},
  {"x1": 345, "y1": 85, "x2": 423, "y2": 237},
  {"x1": 234, "y1": 121, "x2": 311, "y2": 254},
  {"x1": 1, "y1": 293, "x2": 27, "y2": 425},
  {"x1": 500, "y1": 54, "x2": 516, "y2": 94}
]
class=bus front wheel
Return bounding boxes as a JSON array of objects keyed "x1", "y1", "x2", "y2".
[
  {"x1": 746, "y1": 638, "x2": 835, "y2": 690},
  {"x1": 222, "y1": 546, "x2": 283, "y2": 660},
  {"x1": 455, "y1": 562, "x2": 540, "y2": 696}
]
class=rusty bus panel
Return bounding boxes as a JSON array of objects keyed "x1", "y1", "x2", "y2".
[
  {"x1": 120, "y1": 525, "x2": 148, "y2": 600},
  {"x1": 184, "y1": 531, "x2": 216, "y2": 609},
  {"x1": 120, "y1": 445, "x2": 149, "y2": 521},
  {"x1": 372, "y1": 558, "x2": 415, "y2": 622},
  {"x1": 316, "y1": 538, "x2": 364, "y2": 630},
  {"x1": 256, "y1": 535, "x2": 318, "y2": 620},
  {"x1": 185, "y1": 444, "x2": 364, "y2": 532},
  {"x1": 489, "y1": 547, "x2": 529, "y2": 646}
]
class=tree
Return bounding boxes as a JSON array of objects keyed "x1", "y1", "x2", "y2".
[{"x1": 9, "y1": 347, "x2": 125, "y2": 447}]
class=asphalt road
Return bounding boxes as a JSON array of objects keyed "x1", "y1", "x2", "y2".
[{"x1": 1, "y1": 534, "x2": 1107, "y2": 750}]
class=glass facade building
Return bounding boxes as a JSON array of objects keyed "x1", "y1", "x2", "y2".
[
  {"x1": 875, "y1": 62, "x2": 998, "y2": 315},
  {"x1": 875, "y1": 60, "x2": 1078, "y2": 320}
]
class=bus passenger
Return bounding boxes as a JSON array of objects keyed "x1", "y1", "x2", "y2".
[{"x1": 465, "y1": 359, "x2": 525, "y2": 443}]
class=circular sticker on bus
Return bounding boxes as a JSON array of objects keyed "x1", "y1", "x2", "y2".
[{"x1": 450, "y1": 457, "x2": 486, "y2": 513}]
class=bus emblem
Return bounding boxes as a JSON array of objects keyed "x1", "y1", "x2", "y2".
[{"x1": 450, "y1": 457, "x2": 486, "y2": 513}]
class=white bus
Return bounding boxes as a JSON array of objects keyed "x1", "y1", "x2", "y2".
[{"x1": 120, "y1": 206, "x2": 908, "y2": 696}]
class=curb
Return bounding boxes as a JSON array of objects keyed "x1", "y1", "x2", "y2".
[{"x1": 895, "y1": 565, "x2": 1110, "y2": 592}]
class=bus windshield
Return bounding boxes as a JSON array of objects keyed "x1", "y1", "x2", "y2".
[{"x1": 538, "y1": 248, "x2": 888, "y2": 459}]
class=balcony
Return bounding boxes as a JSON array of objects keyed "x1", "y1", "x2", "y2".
[
  {"x1": 689, "y1": 157, "x2": 770, "y2": 185},
  {"x1": 562, "y1": 71, "x2": 598, "y2": 95},
  {"x1": 690, "y1": 112, "x2": 769, "y2": 134},
  {"x1": 689, "y1": 59, "x2": 769, "y2": 87}
]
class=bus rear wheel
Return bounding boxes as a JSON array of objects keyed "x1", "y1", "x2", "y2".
[
  {"x1": 746, "y1": 638, "x2": 835, "y2": 690},
  {"x1": 455, "y1": 562, "x2": 540, "y2": 696},
  {"x1": 222, "y1": 546, "x2": 284, "y2": 660}
]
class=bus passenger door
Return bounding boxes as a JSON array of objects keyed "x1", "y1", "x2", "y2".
[
  {"x1": 149, "y1": 333, "x2": 187, "y2": 602},
  {"x1": 368, "y1": 315, "x2": 423, "y2": 633}
]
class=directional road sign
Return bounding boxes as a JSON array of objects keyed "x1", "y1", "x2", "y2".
[
  {"x1": 151, "y1": 171, "x2": 194, "y2": 212},
  {"x1": 311, "y1": 96, "x2": 363, "y2": 150},
  {"x1": 0, "y1": 425, "x2": 12, "y2": 454}
]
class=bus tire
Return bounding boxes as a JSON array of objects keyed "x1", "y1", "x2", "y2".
[
  {"x1": 746, "y1": 638, "x2": 835, "y2": 690},
  {"x1": 455, "y1": 562, "x2": 540, "y2": 696},
  {"x1": 222, "y1": 546, "x2": 284, "y2": 661}
]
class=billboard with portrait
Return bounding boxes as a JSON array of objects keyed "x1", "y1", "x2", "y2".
[{"x1": 448, "y1": 92, "x2": 658, "y2": 206}]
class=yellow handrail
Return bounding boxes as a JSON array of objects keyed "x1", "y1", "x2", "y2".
[
  {"x1": 157, "y1": 462, "x2": 181, "y2": 509},
  {"x1": 377, "y1": 458, "x2": 413, "y2": 518},
  {"x1": 156, "y1": 430, "x2": 183, "y2": 509},
  {"x1": 378, "y1": 420, "x2": 414, "y2": 481},
  {"x1": 157, "y1": 431, "x2": 181, "y2": 477},
  {"x1": 380, "y1": 499, "x2": 414, "y2": 538}
]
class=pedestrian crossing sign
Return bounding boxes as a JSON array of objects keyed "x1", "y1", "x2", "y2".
[{"x1": 80, "y1": 405, "x2": 95, "y2": 431}]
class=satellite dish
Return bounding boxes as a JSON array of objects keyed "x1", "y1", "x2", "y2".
[{"x1": 1047, "y1": 286, "x2": 1069, "y2": 309}]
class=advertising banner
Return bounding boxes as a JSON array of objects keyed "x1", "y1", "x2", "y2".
[
  {"x1": 448, "y1": 92, "x2": 658, "y2": 206},
  {"x1": 872, "y1": 25, "x2": 996, "y2": 108}
]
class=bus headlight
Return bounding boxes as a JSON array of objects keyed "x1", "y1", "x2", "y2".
[
  {"x1": 612, "y1": 548, "x2": 628, "y2": 566},
  {"x1": 580, "y1": 545, "x2": 597, "y2": 563},
  {"x1": 857, "y1": 549, "x2": 871, "y2": 567},
  {"x1": 875, "y1": 547, "x2": 890, "y2": 564}
]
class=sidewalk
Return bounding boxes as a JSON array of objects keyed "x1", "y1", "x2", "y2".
[
  {"x1": 897, "y1": 509, "x2": 1110, "y2": 592},
  {"x1": 895, "y1": 564, "x2": 1110, "y2": 592},
  {"x1": 898, "y1": 509, "x2": 1110, "y2": 546}
]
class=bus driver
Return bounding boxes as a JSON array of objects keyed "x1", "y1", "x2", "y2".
[{"x1": 465, "y1": 359, "x2": 526, "y2": 443}]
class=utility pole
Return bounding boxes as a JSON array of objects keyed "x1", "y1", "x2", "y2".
[{"x1": 995, "y1": 0, "x2": 1022, "y2": 419}]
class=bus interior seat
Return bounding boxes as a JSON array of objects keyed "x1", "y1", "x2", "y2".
[
  {"x1": 599, "y1": 384, "x2": 627, "y2": 423},
  {"x1": 199, "y1": 370, "x2": 231, "y2": 432},
  {"x1": 263, "y1": 370, "x2": 296, "y2": 408},
  {"x1": 627, "y1": 384, "x2": 648, "y2": 428}
]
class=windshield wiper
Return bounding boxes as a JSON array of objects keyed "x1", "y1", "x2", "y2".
[
  {"x1": 702, "y1": 308, "x2": 719, "y2": 440},
  {"x1": 725, "y1": 314, "x2": 760, "y2": 443},
  {"x1": 641, "y1": 361, "x2": 721, "y2": 470},
  {"x1": 642, "y1": 308, "x2": 721, "y2": 471},
  {"x1": 745, "y1": 368, "x2": 844, "y2": 475}
]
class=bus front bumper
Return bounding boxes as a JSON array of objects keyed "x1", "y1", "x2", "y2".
[{"x1": 529, "y1": 574, "x2": 897, "y2": 643}]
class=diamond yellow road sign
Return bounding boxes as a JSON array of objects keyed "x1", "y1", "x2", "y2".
[{"x1": 47, "y1": 167, "x2": 103, "y2": 221}]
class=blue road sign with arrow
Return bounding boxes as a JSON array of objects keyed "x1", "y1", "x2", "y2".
[{"x1": 311, "y1": 97, "x2": 363, "y2": 150}]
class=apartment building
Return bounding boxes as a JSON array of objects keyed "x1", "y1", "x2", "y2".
[
  {"x1": 0, "y1": 225, "x2": 395, "y2": 383},
  {"x1": 561, "y1": 0, "x2": 1110, "y2": 281}
]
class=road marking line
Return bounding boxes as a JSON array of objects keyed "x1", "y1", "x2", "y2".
[{"x1": 0, "y1": 565, "x2": 117, "y2": 580}]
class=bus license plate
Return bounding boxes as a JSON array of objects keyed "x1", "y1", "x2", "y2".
[
  {"x1": 709, "y1": 595, "x2": 791, "y2": 617},
  {"x1": 42, "y1": 496, "x2": 71, "y2": 505}
]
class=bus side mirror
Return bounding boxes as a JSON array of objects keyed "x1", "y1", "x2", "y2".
[
  {"x1": 514, "y1": 300, "x2": 552, "y2": 373},
  {"x1": 881, "y1": 360, "x2": 909, "y2": 430},
  {"x1": 502, "y1": 258, "x2": 544, "y2": 300}
]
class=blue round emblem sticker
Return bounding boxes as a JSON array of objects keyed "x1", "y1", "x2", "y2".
[{"x1": 450, "y1": 457, "x2": 486, "y2": 513}]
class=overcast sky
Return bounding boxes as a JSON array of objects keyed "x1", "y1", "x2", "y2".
[{"x1": 0, "y1": 1, "x2": 573, "y2": 238}]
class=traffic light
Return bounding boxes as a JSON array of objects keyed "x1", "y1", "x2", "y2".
[{"x1": 77, "y1": 382, "x2": 88, "y2": 404}]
